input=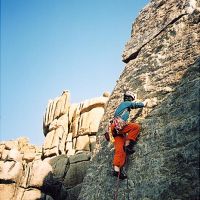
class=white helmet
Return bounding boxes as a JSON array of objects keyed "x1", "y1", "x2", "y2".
[{"x1": 124, "y1": 91, "x2": 135, "y2": 100}]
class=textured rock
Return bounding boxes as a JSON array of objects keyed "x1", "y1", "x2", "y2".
[
  {"x1": 75, "y1": 135, "x2": 90, "y2": 152},
  {"x1": 1, "y1": 1, "x2": 199, "y2": 200},
  {"x1": 1, "y1": 149, "x2": 9, "y2": 160},
  {"x1": 69, "y1": 152, "x2": 91, "y2": 164},
  {"x1": 0, "y1": 136, "x2": 94, "y2": 200},
  {"x1": 79, "y1": 107, "x2": 105, "y2": 134},
  {"x1": 49, "y1": 155, "x2": 69, "y2": 180},
  {"x1": 78, "y1": 0, "x2": 200, "y2": 199},
  {"x1": 0, "y1": 183, "x2": 16, "y2": 200},
  {"x1": 63, "y1": 161, "x2": 89, "y2": 188},
  {"x1": 23, "y1": 152, "x2": 36, "y2": 162},
  {"x1": 42, "y1": 92, "x2": 109, "y2": 158},
  {"x1": 7, "y1": 148, "x2": 22, "y2": 162},
  {"x1": 5, "y1": 140, "x2": 18, "y2": 150},
  {"x1": 0, "y1": 161, "x2": 23, "y2": 181},
  {"x1": 89, "y1": 136, "x2": 96, "y2": 152},
  {"x1": 22, "y1": 188, "x2": 45, "y2": 200},
  {"x1": 40, "y1": 153, "x2": 90, "y2": 200},
  {"x1": 43, "y1": 91, "x2": 70, "y2": 134},
  {"x1": 0, "y1": 138, "x2": 43, "y2": 200},
  {"x1": 122, "y1": 0, "x2": 199, "y2": 63},
  {"x1": 28, "y1": 160, "x2": 53, "y2": 188},
  {"x1": 103, "y1": 91, "x2": 110, "y2": 97}
]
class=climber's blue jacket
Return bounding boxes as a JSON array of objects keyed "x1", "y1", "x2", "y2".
[{"x1": 114, "y1": 101, "x2": 144, "y2": 121}]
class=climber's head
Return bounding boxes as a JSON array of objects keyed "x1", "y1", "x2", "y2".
[{"x1": 124, "y1": 91, "x2": 135, "y2": 101}]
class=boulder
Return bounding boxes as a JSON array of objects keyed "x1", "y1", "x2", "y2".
[
  {"x1": 0, "y1": 161, "x2": 23, "y2": 182},
  {"x1": 0, "y1": 144, "x2": 5, "y2": 159},
  {"x1": 28, "y1": 160, "x2": 52, "y2": 188},
  {"x1": 63, "y1": 160, "x2": 89, "y2": 189},
  {"x1": 0, "y1": 183, "x2": 16, "y2": 200},
  {"x1": 103, "y1": 91, "x2": 110, "y2": 97},
  {"x1": 1, "y1": 149, "x2": 9, "y2": 160},
  {"x1": 5, "y1": 140, "x2": 18, "y2": 150},
  {"x1": 71, "y1": 105, "x2": 81, "y2": 137},
  {"x1": 49, "y1": 155, "x2": 69, "y2": 180},
  {"x1": 68, "y1": 103, "x2": 79, "y2": 127},
  {"x1": 7, "y1": 148, "x2": 22, "y2": 162},
  {"x1": 43, "y1": 91, "x2": 70, "y2": 132},
  {"x1": 22, "y1": 188, "x2": 45, "y2": 200},
  {"x1": 23, "y1": 152, "x2": 36, "y2": 162},
  {"x1": 80, "y1": 96, "x2": 108, "y2": 114},
  {"x1": 75, "y1": 135, "x2": 90, "y2": 152}
]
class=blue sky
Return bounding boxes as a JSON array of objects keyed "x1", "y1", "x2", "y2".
[{"x1": 1, "y1": 0, "x2": 149, "y2": 146}]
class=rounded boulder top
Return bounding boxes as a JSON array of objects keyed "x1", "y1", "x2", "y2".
[{"x1": 103, "y1": 91, "x2": 110, "y2": 97}]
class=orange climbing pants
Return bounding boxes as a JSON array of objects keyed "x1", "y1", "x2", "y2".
[{"x1": 112, "y1": 122, "x2": 140, "y2": 168}]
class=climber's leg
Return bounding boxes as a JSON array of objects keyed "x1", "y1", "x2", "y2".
[
  {"x1": 122, "y1": 122, "x2": 140, "y2": 141},
  {"x1": 120, "y1": 123, "x2": 140, "y2": 154},
  {"x1": 113, "y1": 136, "x2": 126, "y2": 168},
  {"x1": 112, "y1": 135, "x2": 127, "y2": 179}
]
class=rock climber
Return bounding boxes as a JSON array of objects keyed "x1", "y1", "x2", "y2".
[{"x1": 111, "y1": 91, "x2": 147, "y2": 179}]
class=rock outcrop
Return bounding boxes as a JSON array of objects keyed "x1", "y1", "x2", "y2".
[
  {"x1": 0, "y1": 92, "x2": 109, "y2": 200},
  {"x1": 0, "y1": 137, "x2": 44, "y2": 200},
  {"x1": 1, "y1": 0, "x2": 199, "y2": 199},
  {"x1": 42, "y1": 91, "x2": 109, "y2": 158},
  {"x1": 78, "y1": 0, "x2": 200, "y2": 199}
]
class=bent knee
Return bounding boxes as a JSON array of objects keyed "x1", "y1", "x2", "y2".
[{"x1": 130, "y1": 123, "x2": 140, "y2": 131}]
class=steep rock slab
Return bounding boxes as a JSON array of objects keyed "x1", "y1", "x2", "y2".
[
  {"x1": 122, "y1": 0, "x2": 199, "y2": 63},
  {"x1": 78, "y1": 0, "x2": 200, "y2": 199}
]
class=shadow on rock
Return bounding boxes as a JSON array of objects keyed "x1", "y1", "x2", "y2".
[{"x1": 41, "y1": 152, "x2": 91, "y2": 200}]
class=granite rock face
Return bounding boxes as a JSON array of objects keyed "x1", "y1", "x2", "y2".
[
  {"x1": 0, "y1": 137, "x2": 44, "y2": 200},
  {"x1": 0, "y1": 93, "x2": 109, "y2": 200},
  {"x1": 42, "y1": 92, "x2": 109, "y2": 158},
  {"x1": 78, "y1": 0, "x2": 200, "y2": 199},
  {"x1": 1, "y1": 0, "x2": 199, "y2": 199}
]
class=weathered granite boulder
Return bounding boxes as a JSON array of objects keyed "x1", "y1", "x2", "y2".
[
  {"x1": 42, "y1": 93, "x2": 109, "y2": 159},
  {"x1": 0, "y1": 160, "x2": 23, "y2": 182},
  {"x1": 78, "y1": 0, "x2": 200, "y2": 199},
  {"x1": 43, "y1": 91, "x2": 70, "y2": 133},
  {"x1": 0, "y1": 138, "x2": 92, "y2": 200},
  {"x1": 0, "y1": 183, "x2": 16, "y2": 200},
  {"x1": 0, "y1": 138, "x2": 44, "y2": 200}
]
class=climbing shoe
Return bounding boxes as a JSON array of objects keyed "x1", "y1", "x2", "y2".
[
  {"x1": 124, "y1": 140, "x2": 136, "y2": 155},
  {"x1": 113, "y1": 170, "x2": 127, "y2": 180},
  {"x1": 125, "y1": 146, "x2": 135, "y2": 155}
]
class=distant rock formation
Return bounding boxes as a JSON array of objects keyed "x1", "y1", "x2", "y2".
[
  {"x1": 42, "y1": 91, "x2": 109, "y2": 158},
  {"x1": 0, "y1": 92, "x2": 110, "y2": 200},
  {"x1": 78, "y1": 0, "x2": 200, "y2": 199}
]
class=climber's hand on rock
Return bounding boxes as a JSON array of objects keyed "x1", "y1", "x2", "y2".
[{"x1": 143, "y1": 99, "x2": 148, "y2": 107}]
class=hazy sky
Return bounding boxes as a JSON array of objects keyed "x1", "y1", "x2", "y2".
[{"x1": 1, "y1": 0, "x2": 149, "y2": 146}]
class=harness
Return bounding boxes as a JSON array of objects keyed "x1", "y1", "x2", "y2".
[
  {"x1": 112, "y1": 108, "x2": 129, "y2": 136},
  {"x1": 104, "y1": 108, "x2": 130, "y2": 142}
]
